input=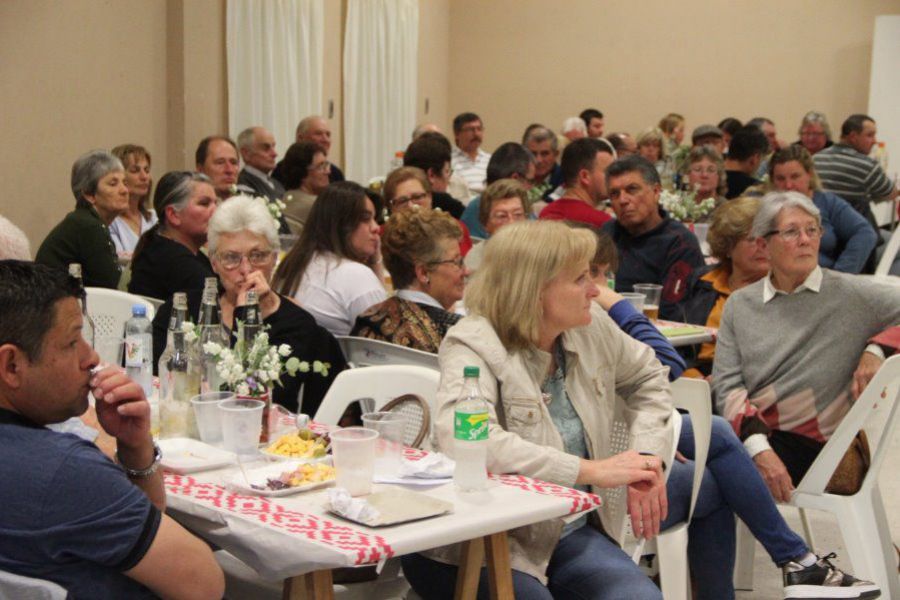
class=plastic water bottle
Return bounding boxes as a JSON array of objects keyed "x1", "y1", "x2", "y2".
[
  {"x1": 124, "y1": 305, "x2": 153, "y2": 397},
  {"x1": 453, "y1": 366, "x2": 489, "y2": 491}
]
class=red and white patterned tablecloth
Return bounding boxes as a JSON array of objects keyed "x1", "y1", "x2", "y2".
[{"x1": 164, "y1": 447, "x2": 601, "y2": 581}]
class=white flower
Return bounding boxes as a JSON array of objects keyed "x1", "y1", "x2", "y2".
[
  {"x1": 203, "y1": 341, "x2": 223, "y2": 355},
  {"x1": 236, "y1": 382, "x2": 251, "y2": 396}
]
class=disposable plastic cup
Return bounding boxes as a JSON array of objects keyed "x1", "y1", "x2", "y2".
[
  {"x1": 190, "y1": 391, "x2": 234, "y2": 444},
  {"x1": 95, "y1": 336, "x2": 124, "y2": 368},
  {"x1": 634, "y1": 284, "x2": 663, "y2": 321},
  {"x1": 331, "y1": 427, "x2": 379, "y2": 496},
  {"x1": 621, "y1": 292, "x2": 645, "y2": 312},
  {"x1": 362, "y1": 412, "x2": 406, "y2": 477},
  {"x1": 219, "y1": 399, "x2": 265, "y2": 456}
]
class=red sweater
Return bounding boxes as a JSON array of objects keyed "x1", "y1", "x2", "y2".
[{"x1": 539, "y1": 198, "x2": 612, "y2": 228}]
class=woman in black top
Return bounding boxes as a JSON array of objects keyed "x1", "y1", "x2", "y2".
[
  {"x1": 152, "y1": 195, "x2": 345, "y2": 415},
  {"x1": 35, "y1": 150, "x2": 128, "y2": 288},
  {"x1": 129, "y1": 171, "x2": 217, "y2": 301}
]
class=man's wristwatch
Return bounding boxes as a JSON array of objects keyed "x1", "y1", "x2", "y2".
[{"x1": 116, "y1": 443, "x2": 162, "y2": 479}]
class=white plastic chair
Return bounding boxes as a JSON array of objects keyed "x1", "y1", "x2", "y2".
[
  {"x1": 84, "y1": 287, "x2": 156, "y2": 338},
  {"x1": 0, "y1": 569, "x2": 67, "y2": 600},
  {"x1": 734, "y1": 355, "x2": 900, "y2": 597},
  {"x1": 875, "y1": 223, "x2": 900, "y2": 277},
  {"x1": 654, "y1": 378, "x2": 712, "y2": 600},
  {"x1": 335, "y1": 336, "x2": 439, "y2": 370},
  {"x1": 313, "y1": 365, "x2": 441, "y2": 428}
]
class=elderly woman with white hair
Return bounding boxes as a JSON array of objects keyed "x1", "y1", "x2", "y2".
[
  {"x1": 36, "y1": 150, "x2": 128, "y2": 288},
  {"x1": 713, "y1": 190, "x2": 900, "y2": 501},
  {"x1": 151, "y1": 196, "x2": 346, "y2": 415}
]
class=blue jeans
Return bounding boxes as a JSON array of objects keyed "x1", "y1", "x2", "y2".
[
  {"x1": 661, "y1": 415, "x2": 808, "y2": 600},
  {"x1": 401, "y1": 525, "x2": 662, "y2": 600}
]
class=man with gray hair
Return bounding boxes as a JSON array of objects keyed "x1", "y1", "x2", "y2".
[
  {"x1": 561, "y1": 117, "x2": 587, "y2": 142},
  {"x1": 523, "y1": 125, "x2": 563, "y2": 202},
  {"x1": 236, "y1": 126, "x2": 289, "y2": 233},
  {"x1": 272, "y1": 116, "x2": 345, "y2": 186},
  {"x1": 602, "y1": 155, "x2": 704, "y2": 319}
]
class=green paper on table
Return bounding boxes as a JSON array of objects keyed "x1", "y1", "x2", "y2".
[{"x1": 660, "y1": 325, "x2": 708, "y2": 337}]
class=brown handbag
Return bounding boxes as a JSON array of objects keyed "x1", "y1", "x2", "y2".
[{"x1": 824, "y1": 430, "x2": 871, "y2": 496}]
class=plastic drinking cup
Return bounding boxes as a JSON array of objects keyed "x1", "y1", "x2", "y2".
[
  {"x1": 634, "y1": 284, "x2": 663, "y2": 321},
  {"x1": 190, "y1": 391, "x2": 234, "y2": 444},
  {"x1": 330, "y1": 427, "x2": 379, "y2": 496},
  {"x1": 362, "y1": 412, "x2": 406, "y2": 477},
  {"x1": 621, "y1": 292, "x2": 645, "y2": 312},
  {"x1": 219, "y1": 399, "x2": 265, "y2": 456}
]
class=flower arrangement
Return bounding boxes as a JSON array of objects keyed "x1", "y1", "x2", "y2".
[
  {"x1": 659, "y1": 188, "x2": 717, "y2": 223},
  {"x1": 197, "y1": 322, "x2": 330, "y2": 397}
]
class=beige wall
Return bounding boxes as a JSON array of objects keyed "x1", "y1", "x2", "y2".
[
  {"x1": 417, "y1": 0, "x2": 451, "y2": 133},
  {"x1": 448, "y1": 0, "x2": 900, "y2": 151},
  {"x1": 6, "y1": 0, "x2": 897, "y2": 249},
  {"x1": 0, "y1": 0, "x2": 171, "y2": 247}
]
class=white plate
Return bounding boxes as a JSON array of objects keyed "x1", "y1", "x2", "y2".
[
  {"x1": 228, "y1": 460, "x2": 336, "y2": 497},
  {"x1": 159, "y1": 438, "x2": 235, "y2": 474},
  {"x1": 328, "y1": 488, "x2": 453, "y2": 527}
]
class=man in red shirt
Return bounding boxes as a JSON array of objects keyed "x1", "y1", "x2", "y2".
[{"x1": 539, "y1": 138, "x2": 614, "y2": 228}]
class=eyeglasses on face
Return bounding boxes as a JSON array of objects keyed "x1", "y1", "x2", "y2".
[
  {"x1": 216, "y1": 250, "x2": 275, "y2": 270},
  {"x1": 311, "y1": 160, "x2": 331, "y2": 172},
  {"x1": 765, "y1": 225, "x2": 823, "y2": 242},
  {"x1": 489, "y1": 209, "x2": 526, "y2": 223},
  {"x1": 689, "y1": 166, "x2": 718, "y2": 175},
  {"x1": 428, "y1": 256, "x2": 465, "y2": 269},
  {"x1": 391, "y1": 191, "x2": 429, "y2": 208}
]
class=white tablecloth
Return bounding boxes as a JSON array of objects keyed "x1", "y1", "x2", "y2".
[{"x1": 164, "y1": 446, "x2": 601, "y2": 581}]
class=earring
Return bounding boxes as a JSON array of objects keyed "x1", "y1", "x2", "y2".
[{"x1": 425, "y1": 277, "x2": 431, "y2": 285}]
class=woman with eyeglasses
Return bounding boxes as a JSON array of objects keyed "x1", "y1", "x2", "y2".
[
  {"x1": 128, "y1": 171, "x2": 218, "y2": 300},
  {"x1": 273, "y1": 181, "x2": 387, "y2": 336},
  {"x1": 351, "y1": 208, "x2": 468, "y2": 352},
  {"x1": 793, "y1": 111, "x2": 833, "y2": 156},
  {"x1": 463, "y1": 178, "x2": 528, "y2": 272},
  {"x1": 682, "y1": 146, "x2": 727, "y2": 219},
  {"x1": 280, "y1": 141, "x2": 331, "y2": 235},
  {"x1": 714, "y1": 191, "x2": 899, "y2": 500},
  {"x1": 383, "y1": 166, "x2": 473, "y2": 256},
  {"x1": 151, "y1": 196, "x2": 346, "y2": 415},
  {"x1": 768, "y1": 145, "x2": 876, "y2": 274}
]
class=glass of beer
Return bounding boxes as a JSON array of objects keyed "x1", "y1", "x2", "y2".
[{"x1": 633, "y1": 284, "x2": 662, "y2": 321}]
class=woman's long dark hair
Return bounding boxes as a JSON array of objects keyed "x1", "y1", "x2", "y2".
[
  {"x1": 273, "y1": 181, "x2": 372, "y2": 296},
  {"x1": 131, "y1": 171, "x2": 211, "y2": 264}
]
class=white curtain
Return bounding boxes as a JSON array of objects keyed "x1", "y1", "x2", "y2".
[
  {"x1": 343, "y1": 0, "x2": 419, "y2": 184},
  {"x1": 226, "y1": 0, "x2": 324, "y2": 153}
]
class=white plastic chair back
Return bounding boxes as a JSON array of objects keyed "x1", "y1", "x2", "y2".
[
  {"x1": 0, "y1": 569, "x2": 67, "y2": 600},
  {"x1": 735, "y1": 355, "x2": 900, "y2": 595},
  {"x1": 84, "y1": 287, "x2": 156, "y2": 338},
  {"x1": 335, "y1": 336, "x2": 439, "y2": 370},
  {"x1": 874, "y1": 223, "x2": 900, "y2": 277},
  {"x1": 313, "y1": 365, "x2": 440, "y2": 429},
  {"x1": 795, "y1": 354, "x2": 900, "y2": 497}
]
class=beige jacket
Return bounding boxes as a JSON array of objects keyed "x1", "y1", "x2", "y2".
[{"x1": 425, "y1": 303, "x2": 673, "y2": 583}]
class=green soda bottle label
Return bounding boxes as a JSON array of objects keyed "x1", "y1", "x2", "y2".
[{"x1": 455, "y1": 410, "x2": 489, "y2": 441}]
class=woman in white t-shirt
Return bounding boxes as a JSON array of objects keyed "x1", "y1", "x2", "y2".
[{"x1": 273, "y1": 181, "x2": 387, "y2": 335}]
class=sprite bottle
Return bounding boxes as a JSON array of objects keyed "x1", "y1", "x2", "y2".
[{"x1": 453, "y1": 366, "x2": 489, "y2": 491}]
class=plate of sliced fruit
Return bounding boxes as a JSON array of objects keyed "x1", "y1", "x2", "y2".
[
  {"x1": 262, "y1": 428, "x2": 331, "y2": 462},
  {"x1": 228, "y1": 459, "x2": 337, "y2": 497}
]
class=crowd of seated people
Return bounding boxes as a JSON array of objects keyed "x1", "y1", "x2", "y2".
[{"x1": 6, "y1": 105, "x2": 900, "y2": 599}]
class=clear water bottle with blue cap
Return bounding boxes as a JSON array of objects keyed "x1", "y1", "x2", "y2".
[{"x1": 124, "y1": 304, "x2": 153, "y2": 398}]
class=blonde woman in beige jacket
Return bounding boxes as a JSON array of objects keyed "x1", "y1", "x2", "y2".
[{"x1": 401, "y1": 220, "x2": 672, "y2": 599}]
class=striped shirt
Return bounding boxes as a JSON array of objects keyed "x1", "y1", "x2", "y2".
[
  {"x1": 451, "y1": 146, "x2": 491, "y2": 194},
  {"x1": 813, "y1": 143, "x2": 894, "y2": 230}
]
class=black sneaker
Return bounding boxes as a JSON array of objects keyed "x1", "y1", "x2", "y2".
[{"x1": 783, "y1": 552, "x2": 880, "y2": 599}]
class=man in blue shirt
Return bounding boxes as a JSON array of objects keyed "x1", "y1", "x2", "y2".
[{"x1": 0, "y1": 261, "x2": 223, "y2": 599}]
